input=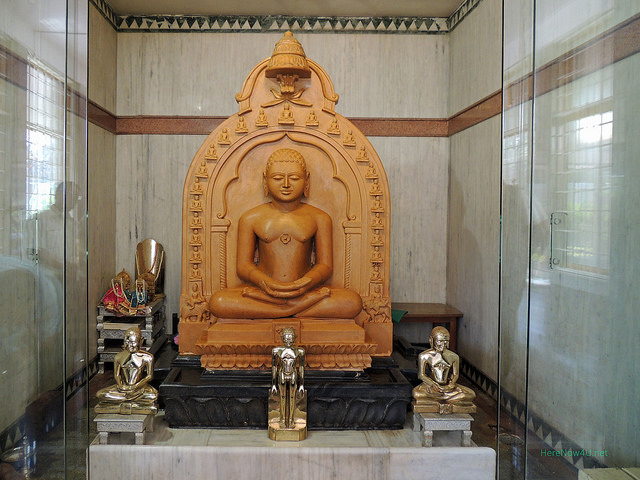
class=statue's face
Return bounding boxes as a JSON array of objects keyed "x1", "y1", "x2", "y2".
[
  {"x1": 265, "y1": 160, "x2": 307, "y2": 202},
  {"x1": 125, "y1": 333, "x2": 140, "y2": 352},
  {"x1": 280, "y1": 329, "x2": 296, "y2": 347},
  {"x1": 431, "y1": 333, "x2": 449, "y2": 352},
  {"x1": 282, "y1": 331, "x2": 295, "y2": 346}
]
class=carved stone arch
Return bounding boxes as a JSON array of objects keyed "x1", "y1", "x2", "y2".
[
  {"x1": 236, "y1": 58, "x2": 339, "y2": 115},
  {"x1": 179, "y1": 32, "x2": 392, "y2": 363}
]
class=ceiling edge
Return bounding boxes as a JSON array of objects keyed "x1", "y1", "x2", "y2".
[{"x1": 90, "y1": 0, "x2": 483, "y2": 34}]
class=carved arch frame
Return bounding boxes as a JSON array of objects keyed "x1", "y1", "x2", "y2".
[{"x1": 179, "y1": 50, "x2": 392, "y2": 356}]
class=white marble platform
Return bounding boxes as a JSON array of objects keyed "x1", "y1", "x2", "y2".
[
  {"x1": 89, "y1": 414, "x2": 495, "y2": 480},
  {"x1": 94, "y1": 413, "x2": 155, "y2": 445},
  {"x1": 579, "y1": 468, "x2": 640, "y2": 480},
  {"x1": 413, "y1": 412, "x2": 474, "y2": 447}
]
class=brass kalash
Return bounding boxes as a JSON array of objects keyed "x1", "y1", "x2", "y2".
[{"x1": 164, "y1": 31, "x2": 409, "y2": 436}]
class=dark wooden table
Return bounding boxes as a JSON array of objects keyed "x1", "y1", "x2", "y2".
[{"x1": 391, "y1": 303, "x2": 463, "y2": 350}]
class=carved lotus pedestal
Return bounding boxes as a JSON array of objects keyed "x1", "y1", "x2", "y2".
[
  {"x1": 195, "y1": 318, "x2": 377, "y2": 371},
  {"x1": 161, "y1": 319, "x2": 407, "y2": 430},
  {"x1": 160, "y1": 359, "x2": 412, "y2": 430}
]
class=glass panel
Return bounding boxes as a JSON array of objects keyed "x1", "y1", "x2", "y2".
[
  {"x1": 0, "y1": 0, "x2": 88, "y2": 477},
  {"x1": 501, "y1": 0, "x2": 640, "y2": 478},
  {"x1": 500, "y1": 0, "x2": 534, "y2": 478},
  {"x1": 528, "y1": 1, "x2": 640, "y2": 475},
  {"x1": 65, "y1": 0, "x2": 89, "y2": 478}
]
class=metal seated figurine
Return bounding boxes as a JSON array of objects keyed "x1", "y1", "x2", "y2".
[
  {"x1": 412, "y1": 326, "x2": 476, "y2": 414},
  {"x1": 95, "y1": 327, "x2": 158, "y2": 415}
]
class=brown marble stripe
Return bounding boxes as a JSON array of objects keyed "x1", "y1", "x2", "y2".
[
  {"x1": 448, "y1": 90, "x2": 502, "y2": 136},
  {"x1": 350, "y1": 118, "x2": 448, "y2": 137},
  {"x1": 115, "y1": 115, "x2": 227, "y2": 135},
  {"x1": 88, "y1": 100, "x2": 117, "y2": 133},
  {"x1": 0, "y1": 43, "x2": 28, "y2": 89},
  {"x1": 503, "y1": 73, "x2": 533, "y2": 110},
  {"x1": 1, "y1": 44, "x2": 87, "y2": 121},
  {"x1": 110, "y1": 114, "x2": 450, "y2": 137},
  {"x1": 69, "y1": 88, "x2": 87, "y2": 121},
  {"x1": 98, "y1": 105, "x2": 490, "y2": 137}
]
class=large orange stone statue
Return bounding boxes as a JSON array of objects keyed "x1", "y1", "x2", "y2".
[
  {"x1": 178, "y1": 32, "x2": 392, "y2": 370},
  {"x1": 208, "y1": 148, "x2": 363, "y2": 320}
]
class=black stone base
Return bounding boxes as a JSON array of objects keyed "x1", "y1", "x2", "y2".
[{"x1": 160, "y1": 358, "x2": 413, "y2": 430}]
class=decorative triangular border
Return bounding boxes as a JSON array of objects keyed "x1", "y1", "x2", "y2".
[
  {"x1": 0, "y1": 356, "x2": 100, "y2": 452},
  {"x1": 461, "y1": 357, "x2": 607, "y2": 472},
  {"x1": 447, "y1": 0, "x2": 484, "y2": 31},
  {"x1": 112, "y1": 15, "x2": 448, "y2": 33},
  {"x1": 91, "y1": 0, "x2": 119, "y2": 27},
  {"x1": 89, "y1": 0, "x2": 487, "y2": 34}
]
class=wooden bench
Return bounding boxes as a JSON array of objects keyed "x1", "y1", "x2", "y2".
[{"x1": 392, "y1": 303, "x2": 463, "y2": 351}]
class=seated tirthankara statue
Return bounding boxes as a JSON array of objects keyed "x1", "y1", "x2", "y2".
[
  {"x1": 209, "y1": 148, "x2": 362, "y2": 320},
  {"x1": 178, "y1": 31, "x2": 394, "y2": 371},
  {"x1": 412, "y1": 327, "x2": 476, "y2": 414},
  {"x1": 268, "y1": 327, "x2": 307, "y2": 441},
  {"x1": 96, "y1": 327, "x2": 158, "y2": 414}
]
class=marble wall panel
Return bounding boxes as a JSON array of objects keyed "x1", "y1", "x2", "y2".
[
  {"x1": 448, "y1": 0, "x2": 502, "y2": 116},
  {"x1": 89, "y1": 3, "x2": 117, "y2": 113},
  {"x1": 115, "y1": 134, "x2": 207, "y2": 318},
  {"x1": 370, "y1": 137, "x2": 449, "y2": 304},
  {"x1": 88, "y1": 123, "x2": 116, "y2": 357},
  {"x1": 301, "y1": 34, "x2": 449, "y2": 118},
  {"x1": 447, "y1": 116, "x2": 501, "y2": 381},
  {"x1": 116, "y1": 32, "x2": 449, "y2": 118},
  {"x1": 447, "y1": 0, "x2": 502, "y2": 379},
  {"x1": 88, "y1": 1, "x2": 117, "y2": 362}
]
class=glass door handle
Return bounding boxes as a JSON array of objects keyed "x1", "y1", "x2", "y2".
[{"x1": 549, "y1": 211, "x2": 568, "y2": 269}]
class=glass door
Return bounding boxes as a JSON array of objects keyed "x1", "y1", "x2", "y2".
[
  {"x1": 501, "y1": 1, "x2": 640, "y2": 478},
  {"x1": 0, "y1": 0, "x2": 88, "y2": 477}
]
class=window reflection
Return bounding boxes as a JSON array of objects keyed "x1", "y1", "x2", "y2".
[
  {"x1": 25, "y1": 61, "x2": 64, "y2": 218},
  {"x1": 550, "y1": 67, "x2": 613, "y2": 276}
]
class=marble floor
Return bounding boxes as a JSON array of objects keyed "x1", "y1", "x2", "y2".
[{"x1": 0, "y1": 357, "x2": 578, "y2": 480}]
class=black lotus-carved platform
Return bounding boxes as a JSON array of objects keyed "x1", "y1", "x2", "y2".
[{"x1": 160, "y1": 358, "x2": 413, "y2": 430}]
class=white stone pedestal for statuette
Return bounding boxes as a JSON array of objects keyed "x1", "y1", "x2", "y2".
[
  {"x1": 413, "y1": 412, "x2": 473, "y2": 447},
  {"x1": 89, "y1": 413, "x2": 496, "y2": 480},
  {"x1": 94, "y1": 414, "x2": 155, "y2": 445}
]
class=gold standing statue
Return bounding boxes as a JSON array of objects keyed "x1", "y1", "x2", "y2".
[
  {"x1": 412, "y1": 326, "x2": 476, "y2": 414},
  {"x1": 268, "y1": 327, "x2": 307, "y2": 441},
  {"x1": 95, "y1": 327, "x2": 158, "y2": 414}
]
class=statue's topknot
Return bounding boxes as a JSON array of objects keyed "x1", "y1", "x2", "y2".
[{"x1": 266, "y1": 148, "x2": 307, "y2": 174}]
